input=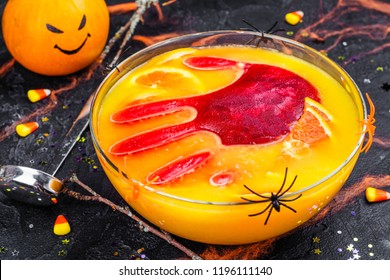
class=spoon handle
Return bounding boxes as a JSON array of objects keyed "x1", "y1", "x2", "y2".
[{"x1": 46, "y1": 93, "x2": 94, "y2": 177}]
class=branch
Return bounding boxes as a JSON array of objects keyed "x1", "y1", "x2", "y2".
[
  {"x1": 65, "y1": 174, "x2": 202, "y2": 260},
  {"x1": 106, "y1": 0, "x2": 160, "y2": 70}
]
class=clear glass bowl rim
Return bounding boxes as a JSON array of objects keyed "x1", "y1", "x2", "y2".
[{"x1": 90, "y1": 30, "x2": 368, "y2": 205}]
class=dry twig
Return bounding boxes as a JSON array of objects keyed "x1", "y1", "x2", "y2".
[
  {"x1": 105, "y1": 0, "x2": 160, "y2": 70},
  {"x1": 65, "y1": 174, "x2": 202, "y2": 260}
]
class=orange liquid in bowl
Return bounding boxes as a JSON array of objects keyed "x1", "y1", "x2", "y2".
[{"x1": 91, "y1": 44, "x2": 365, "y2": 244}]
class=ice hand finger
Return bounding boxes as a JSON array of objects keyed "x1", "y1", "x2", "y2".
[
  {"x1": 109, "y1": 123, "x2": 194, "y2": 155},
  {"x1": 147, "y1": 151, "x2": 212, "y2": 185},
  {"x1": 183, "y1": 56, "x2": 239, "y2": 70},
  {"x1": 110, "y1": 99, "x2": 190, "y2": 123}
]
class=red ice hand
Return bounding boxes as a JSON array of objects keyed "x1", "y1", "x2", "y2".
[{"x1": 109, "y1": 57, "x2": 319, "y2": 184}]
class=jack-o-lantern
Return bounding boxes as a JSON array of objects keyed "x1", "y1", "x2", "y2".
[{"x1": 2, "y1": 0, "x2": 110, "y2": 76}]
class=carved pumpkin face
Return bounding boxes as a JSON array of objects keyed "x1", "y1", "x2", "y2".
[{"x1": 2, "y1": 0, "x2": 109, "y2": 76}]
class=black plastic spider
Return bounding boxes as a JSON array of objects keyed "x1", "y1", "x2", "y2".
[
  {"x1": 241, "y1": 167, "x2": 302, "y2": 225},
  {"x1": 241, "y1": 19, "x2": 285, "y2": 46},
  {"x1": 104, "y1": 46, "x2": 134, "y2": 74}
]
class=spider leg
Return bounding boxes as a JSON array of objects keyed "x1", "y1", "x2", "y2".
[
  {"x1": 279, "y1": 174, "x2": 298, "y2": 197},
  {"x1": 270, "y1": 28, "x2": 286, "y2": 34},
  {"x1": 241, "y1": 19, "x2": 279, "y2": 47},
  {"x1": 241, "y1": 20, "x2": 263, "y2": 46},
  {"x1": 241, "y1": 19, "x2": 262, "y2": 33},
  {"x1": 243, "y1": 184, "x2": 272, "y2": 199},
  {"x1": 275, "y1": 167, "x2": 298, "y2": 197},
  {"x1": 266, "y1": 21, "x2": 286, "y2": 36},
  {"x1": 242, "y1": 168, "x2": 301, "y2": 225},
  {"x1": 266, "y1": 21, "x2": 278, "y2": 33},
  {"x1": 241, "y1": 197, "x2": 269, "y2": 203},
  {"x1": 264, "y1": 206, "x2": 274, "y2": 225},
  {"x1": 248, "y1": 202, "x2": 272, "y2": 217},
  {"x1": 279, "y1": 202, "x2": 298, "y2": 213},
  {"x1": 279, "y1": 193, "x2": 302, "y2": 202},
  {"x1": 275, "y1": 167, "x2": 288, "y2": 196},
  {"x1": 246, "y1": 37, "x2": 257, "y2": 46}
]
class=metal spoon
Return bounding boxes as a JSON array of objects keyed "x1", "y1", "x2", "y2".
[{"x1": 0, "y1": 94, "x2": 93, "y2": 206}]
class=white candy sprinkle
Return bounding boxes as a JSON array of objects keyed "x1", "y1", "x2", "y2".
[{"x1": 363, "y1": 78, "x2": 371, "y2": 84}]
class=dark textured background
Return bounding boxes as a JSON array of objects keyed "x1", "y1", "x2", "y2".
[{"x1": 0, "y1": 0, "x2": 389, "y2": 260}]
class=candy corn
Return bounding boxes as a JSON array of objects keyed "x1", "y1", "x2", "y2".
[
  {"x1": 365, "y1": 187, "x2": 390, "y2": 203},
  {"x1": 27, "y1": 89, "x2": 51, "y2": 103},
  {"x1": 285, "y1": 11, "x2": 304, "y2": 26},
  {"x1": 15, "y1": 122, "x2": 39, "y2": 137},
  {"x1": 53, "y1": 215, "x2": 71, "y2": 236}
]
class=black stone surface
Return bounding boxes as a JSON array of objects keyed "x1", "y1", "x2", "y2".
[{"x1": 0, "y1": 0, "x2": 389, "y2": 260}]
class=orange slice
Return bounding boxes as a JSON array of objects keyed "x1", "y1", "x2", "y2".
[
  {"x1": 304, "y1": 97, "x2": 333, "y2": 122},
  {"x1": 289, "y1": 97, "x2": 333, "y2": 144},
  {"x1": 130, "y1": 66, "x2": 204, "y2": 93},
  {"x1": 154, "y1": 48, "x2": 196, "y2": 65},
  {"x1": 282, "y1": 98, "x2": 333, "y2": 158}
]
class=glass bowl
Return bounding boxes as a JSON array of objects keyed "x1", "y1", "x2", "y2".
[{"x1": 90, "y1": 30, "x2": 367, "y2": 245}]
